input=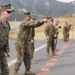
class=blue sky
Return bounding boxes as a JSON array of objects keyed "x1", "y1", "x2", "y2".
[{"x1": 57, "y1": 0, "x2": 75, "y2": 2}]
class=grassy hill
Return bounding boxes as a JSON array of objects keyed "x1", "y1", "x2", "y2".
[{"x1": 0, "y1": 0, "x2": 75, "y2": 20}]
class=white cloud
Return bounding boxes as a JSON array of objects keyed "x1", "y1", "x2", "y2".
[{"x1": 56, "y1": 0, "x2": 75, "y2": 3}]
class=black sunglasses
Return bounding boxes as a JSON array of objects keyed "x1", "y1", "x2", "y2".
[{"x1": 6, "y1": 11, "x2": 12, "y2": 14}]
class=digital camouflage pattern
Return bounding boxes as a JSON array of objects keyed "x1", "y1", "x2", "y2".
[
  {"x1": 0, "y1": 51, "x2": 9, "y2": 75},
  {"x1": 14, "y1": 20, "x2": 44, "y2": 71},
  {"x1": 63, "y1": 24, "x2": 71, "y2": 42},
  {"x1": 0, "y1": 18, "x2": 10, "y2": 52},
  {"x1": 17, "y1": 20, "x2": 44, "y2": 41},
  {"x1": 30, "y1": 27, "x2": 35, "y2": 40},
  {"x1": 44, "y1": 24, "x2": 56, "y2": 54},
  {"x1": 0, "y1": 18, "x2": 10, "y2": 75},
  {"x1": 30, "y1": 27, "x2": 35, "y2": 59},
  {"x1": 67, "y1": 25, "x2": 71, "y2": 40},
  {"x1": 54, "y1": 23, "x2": 60, "y2": 50}
]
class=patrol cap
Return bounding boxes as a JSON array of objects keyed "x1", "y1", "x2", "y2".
[
  {"x1": 50, "y1": 18, "x2": 54, "y2": 22},
  {"x1": 24, "y1": 11, "x2": 31, "y2": 18},
  {"x1": 0, "y1": 4, "x2": 14, "y2": 12},
  {"x1": 65, "y1": 22, "x2": 68, "y2": 25},
  {"x1": 44, "y1": 17, "x2": 50, "y2": 19}
]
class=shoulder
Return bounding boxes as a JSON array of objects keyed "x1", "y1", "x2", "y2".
[
  {"x1": 20, "y1": 20, "x2": 25, "y2": 25},
  {"x1": 21, "y1": 20, "x2": 30, "y2": 24},
  {"x1": 21, "y1": 20, "x2": 26, "y2": 23}
]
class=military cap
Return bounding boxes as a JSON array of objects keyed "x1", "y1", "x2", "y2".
[
  {"x1": 24, "y1": 12, "x2": 31, "y2": 16},
  {"x1": 0, "y1": 4, "x2": 14, "y2": 12},
  {"x1": 24, "y1": 11, "x2": 30, "y2": 15},
  {"x1": 24, "y1": 11, "x2": 31, "y2": 17},
  {"x1": 50, "y1": 18, "x2": 54, "y2": 22},
  {"x1": 65, "y1": 22, "x2": 68, "y2": 24},
  {"x1": 44, "y1": 17, "x2": 50, "y2": 19}
]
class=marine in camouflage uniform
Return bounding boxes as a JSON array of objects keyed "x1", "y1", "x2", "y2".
[
  {"x1": 13, "y1": 12, "x2": 47, "y2": 75},
  {"x1": 0, "y1": 4, "x2": 14, "y2": 75},
  {"x1": 44, "y1": 18, "x2": 58, "y2": 56},
  {"x1": 54, "y1": 20, "x2": 60, "y2": 51},
  {"x1": 63, "y1": 22, "x2": 71, "y2": 42},
  {"x1": 67, "y1": 24, "x2": 71, "y2": 41},
  {"x1": 29, "y1": 18, "x2": 37, "y2": 64}
]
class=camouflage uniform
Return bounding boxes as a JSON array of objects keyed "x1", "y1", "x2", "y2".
[
  {"x1": 0, "y1": 4, "x2": 14, "y2": 75},
  {"x1": 14, "y1": 19, "x2": 44, "y2": 73},
  {"x1": 63, "y1": 23, "x2": 71, "y2": 42},
  {"x1": 67, "y1": 25, "x2": 71, "y2": 40},
  {"x1": 0, "y1": 18, "x2": 10, "y2": 75},
  {"x1": 29, "y1": 18, "x2": 38, "y2": 64},
  {"x1": 30, "y1": 27, "x2": 35, "y2": 59},
  {"x1": 54, "y1": 22, "x2": 60, "y2": 51},
  {"x1": 44, "y1": 22, "x2": 56, "y2": 56}
]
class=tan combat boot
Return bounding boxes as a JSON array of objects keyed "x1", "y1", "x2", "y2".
[
  {"x1": 31, "y1": 59, "x2": 37, "y2": 64},
  {"x1": 25, "y1": 70, "x2": 35, "y2": 75},
  {"x1": 13, "y1": 70, "x2": 19, "y2": 75},
  {"x1": 52, "y1": 53, "x2": 58, "y2": 56},
  {"x1": 55, "y1": 48, "x2": 59, "y2": 52},
  {"x1": 47, "y1": 53, "x2": 51, "y2": 57}
]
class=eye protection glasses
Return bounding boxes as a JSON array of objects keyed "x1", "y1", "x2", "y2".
[{"x1": 6, "y1": 11, "x2": 12, "y2": 14}]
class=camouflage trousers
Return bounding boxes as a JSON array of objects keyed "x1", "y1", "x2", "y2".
[
  {"x1": 46, "y1": 37, "x2": 55, "y2": 54},
  {"x1": 63, "y1": 32, "x2": 69, "y2": 42},
  {"x1": 29, "y1": 41, "x2": 35, "y2": 59},
  {"x1": 54, "y1": 35, "x2": 58, "y2": 49},
  {"x1": 14, "y1": 40, "x2": 31, "y2": 71},
  {"x1": 67, "y1": 32, "x2": 69, "y2": 40},
  {"x1": 0, "y1": 50, "x2": 9, "y2": 75}
]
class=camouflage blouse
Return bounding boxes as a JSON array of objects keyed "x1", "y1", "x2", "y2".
[{"x1": 0, "y1": 18, "x2": 10, "y2": 52}]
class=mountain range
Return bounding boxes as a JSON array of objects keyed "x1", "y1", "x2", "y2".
[{"x1": 0, "y1": 0, "x2": 75, "y2": 21}]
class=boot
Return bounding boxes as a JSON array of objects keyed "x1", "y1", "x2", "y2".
[
  {"x1": 55, "y1": 48, "x2": 59, "y2": 52},
  {"x1": 13, "y1": 70, "x2": 19, "y2": 75},
  {"x1": 31, "y1": 59, "x2": 37, "y2": 64},
  {"x1": 52, "y1": 53, "x2": 58, "y2": 56},
  {"x1": 25, "y1": 70, "x2": 35, "y2": 75},
  {"x1": 47, "y1": 53, "x2": 51, "y2": 57}
]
